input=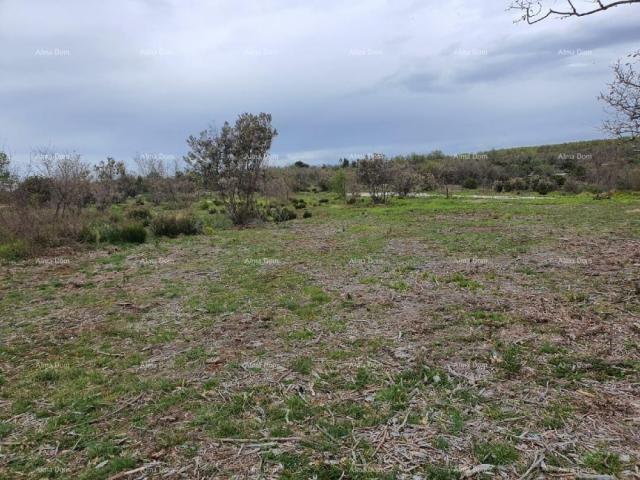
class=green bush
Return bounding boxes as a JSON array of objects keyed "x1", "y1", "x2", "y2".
[
  {"x1": 462, "y1": 178, "x2": 479, "y2": 189},
  {"x1": 532, "y1": 177, "x2": 555, "y2": 195},
  {"x1": 0, "y1": 240, "x2": 29, "y2": 261},
  {"x1": 16, "y1": 176, "x2": 53, "y2": 206},
  {"x1": 151, "y1": 214, "x2": 200, "y2": 237},
  {"x1": 80, "y1": 222, "x2": 147, "y2": 244},
  {"x1": 126, "y1": 207, "x2": 152, "y2": 225},
  {"x1": 504, "y1": 177, "x2": 528, "y2": 192},
  {"x1": 115, "y1": 223, "x2": 147, "y2": 243},
  {"x1": 265, "y1": 206, "x2": 297, "y2": 223},
  {"x1": 290, "y1": 198, "x2": 307, "y2": 209}
]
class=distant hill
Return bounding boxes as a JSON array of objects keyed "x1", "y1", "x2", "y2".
[
  {"x1": 477, "y1": 138, "x2": 639, "y2": 163},
  {"x1": 394, "y1": 138, "x2": 640, "y2": 192}
]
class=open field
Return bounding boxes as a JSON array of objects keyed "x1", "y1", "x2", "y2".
[{"x1": 1, "y1": 193, "x2": 640, "y2": 479}]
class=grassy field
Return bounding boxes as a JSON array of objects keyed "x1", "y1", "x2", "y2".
[{"x1": 1, "y1": 192, "x2": 639, "y2": 479}]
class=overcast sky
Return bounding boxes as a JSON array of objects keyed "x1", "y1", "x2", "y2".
[{"x1": 1, "y1": 0, "x2": 639, "y2": 169}]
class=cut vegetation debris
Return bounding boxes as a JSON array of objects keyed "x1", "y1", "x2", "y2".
[{"x1": 1, "y1": 193, "x2": 639, "y2": 479}]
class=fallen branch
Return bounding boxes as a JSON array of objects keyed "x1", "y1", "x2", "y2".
[
  {"x1": 210, "y1": 436, "x2": 301, "y2": 444},
  {"x1": 107, "y1": 461, "x2": 160, "y2": 480}
]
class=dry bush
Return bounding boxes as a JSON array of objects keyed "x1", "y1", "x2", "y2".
[
  {"x1": 392, "y1": 162, "x2": 421, "y2": 197},
  {"x1": 0, "y1": 198, "x2": 86, "y2": 257},
  {"x1": 35, "y1": 149, "x2": 92, "y2": 217},
  {"x1": 263, "y1": 169, "x2": 294, "y2": 203},
  {"x1": 134, "y1": 153, "x2": 180, "y2": 204}
]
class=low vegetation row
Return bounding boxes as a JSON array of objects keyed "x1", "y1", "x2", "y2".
[{"x1": 0, "y1": 115, "x2": 638, "y2": 260}]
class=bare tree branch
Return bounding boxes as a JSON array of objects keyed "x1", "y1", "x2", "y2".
[
  {"x1": 600, "y1": 51, "x2": 640, "y2": 140},
  {"x1": 509, "y1": 0, "x2": 640, "y2": 24}
]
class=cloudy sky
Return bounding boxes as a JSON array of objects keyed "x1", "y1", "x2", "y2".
[{"x1": 1, "y1": 0, "x2": 639, "y2": 169}]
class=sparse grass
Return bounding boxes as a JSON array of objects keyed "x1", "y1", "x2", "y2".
[
  {"x1": 473, "y1": 441, "x2": 519, "y2": 465},
  {"x1": 290, "y1": 356, "x2": 313, "y2": 375},
  {"x1": 1, "y1": 192, "x2": 638, "y2": 477},
  {"x1": 582, "y1": 450, "x2": 623, "y2": 475}
]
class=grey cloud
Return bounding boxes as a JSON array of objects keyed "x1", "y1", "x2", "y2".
[{"x1": 0, "y1": 0, "x2": 637, "y2": 167}]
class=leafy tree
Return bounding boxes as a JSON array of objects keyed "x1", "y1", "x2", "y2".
[
  {"x1": 357, "y1": 154, "x2": 393, "y2": 203},
  {"x1": 392, "y1": 163, "x2": 421, "y2": 197},
  {"x1": 185, "y1": 112, "x2": 278, "y2": 224},
  {"x1": 330, "y1": 169, "x2": 348, "y2": 200},
  {"x1": 93, "y1": 157, "x2": 127, "y2": 209},
  {"x1": 95, "y1": 156, "x2": 126, "y2": 182}
]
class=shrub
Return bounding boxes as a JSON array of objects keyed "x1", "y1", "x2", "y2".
[
  {"x1": 151, "y1": 214, "x2": 200, "y2": 237},
  {"x1": 290, "y1": 198, "x2": 307, "y2": 209},
  {"x1": 493, "y1": 181, "x2": 504, "y2": 193},
  {"x1": 357, "y1": 153, "x2": 393, "y2": 203},
  {"x1": 198, "y1": 199, "x2": 211, "y2": 210},
  {"x1": 593, "y1": 191, "x2": 612, "y2": 200},
  {"x1": 0, "y1": 240, "x2": 29, "y2": 261},
  {"x1": 319, "y1": 198, "x2": 329, "y2": 204},
  {"x1": 462, "y1": 177, "x2": 479, "y2": 189},
  {"x1": 80, "y1": 222, "x2": 147, "y2": 244},
  {"x1": 16, "y1": 176, "x2": 53, "y2": 206},
  {"x1": 266, "y1": 206, "x2": 297, "y2": 222},
  {"x1": 114, "y1": 223, "x2": 147, "y2": 243},
  {"x1": 563, "y1": 178, "x2": 583, "y2": 194},
  {"x1": 504, "y1": 177, "x2": 528, "y2": 192},
  {"x1": 303, "y1": 210, "x2": 312, "y2": 218},
  {"x1": 0, "y1": 203, "x2": 85, "y2": 252},
  {"x1": 532, "y1": 178, "x2": 555, "y2": 195},
  {"x1": 126, "y1": 207, "x2": 152, "y2": 225}
]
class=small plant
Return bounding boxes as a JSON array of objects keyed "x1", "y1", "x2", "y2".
[
  {"x1": 542, "y1": 401, "x2": 573, "y2": 429},
  {"x1": 583, "y1": 450, "x2": 622, "y2": 475},
  {"x1": 303, "y1": 210, "x2": 312, "y2": 218},
  {"x1": 583, "y1": 450, "x2": 623, "y2": 475},
  {"x1": 425, "y1": 464, "x2": 460, "y2": 480},
  {"x1": 151, "y1": 214, "x2": 200, "y2": 237},
  {"x1": 445, "y1": 273, "x2": 481, "y2": 290},
  {"x1": 501, "y1": 343, "x2": 523, "y2": 374},
  {"x1": 353, "y1": 367, "x2": 372, "y2": 390},
  {"x1": 291, "y1": 356, "x2": 313, "y2": 375},
  {"x1": 474, "y1": 441, "x2": 519, "y2": 465}
]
